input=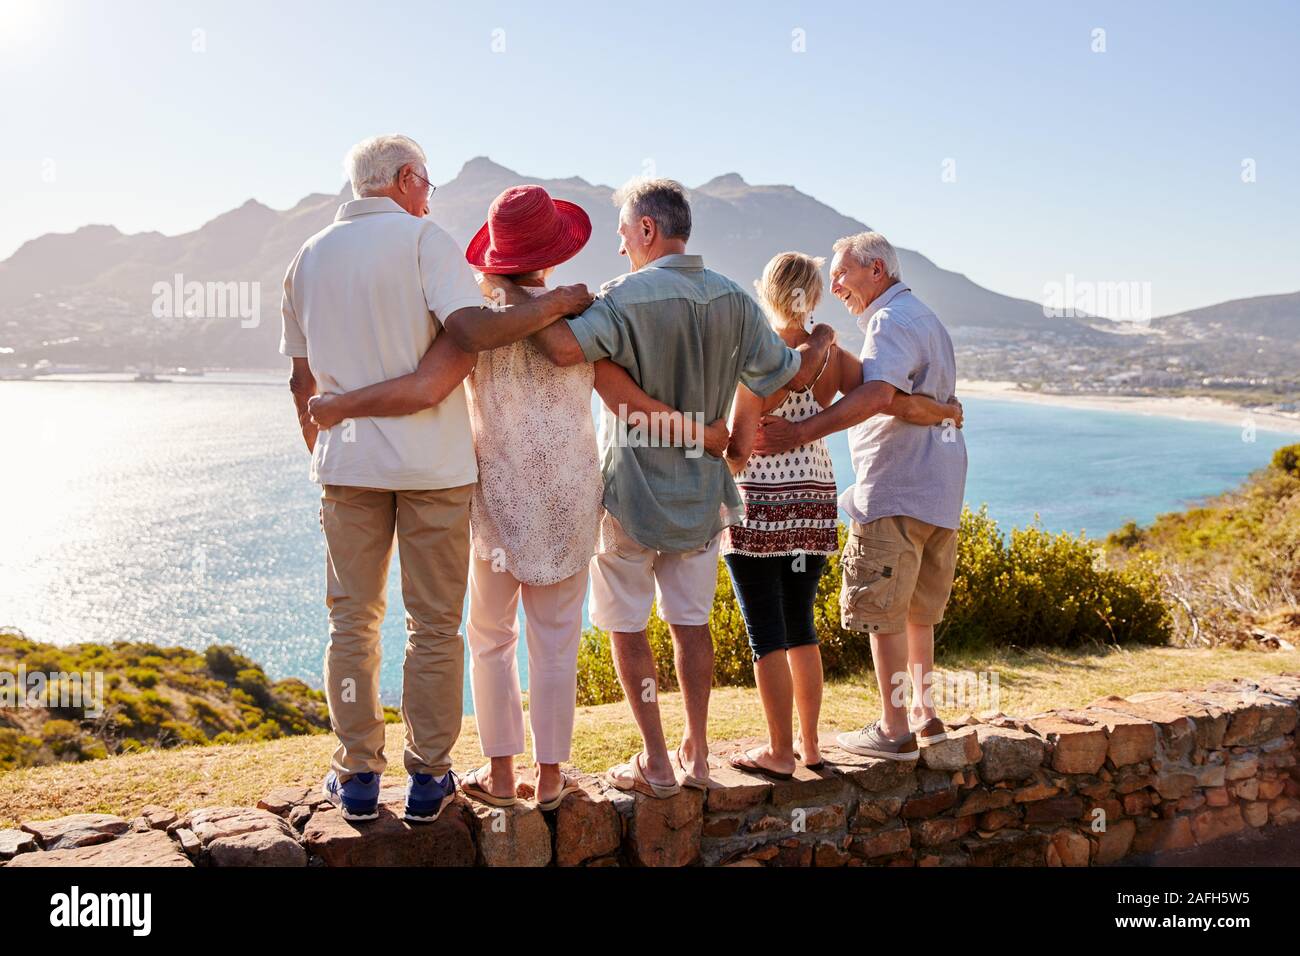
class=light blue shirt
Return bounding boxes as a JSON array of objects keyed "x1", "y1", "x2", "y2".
[{"x1": 839, "y1": 282, "x2": 968, "y2": 530}]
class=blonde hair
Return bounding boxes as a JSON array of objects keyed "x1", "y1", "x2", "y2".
[{"x1": 754, "y1": 251, "x2": 825, "y2": 329}]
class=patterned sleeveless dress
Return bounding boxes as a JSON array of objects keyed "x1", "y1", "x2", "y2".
[{"x1": 722, "y1": 384, "x2": 839, "y2": 558}]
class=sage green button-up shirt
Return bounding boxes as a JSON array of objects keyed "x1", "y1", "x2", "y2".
[{"x1": 568, "y1": 253, "x2": 799, "y2": 552}]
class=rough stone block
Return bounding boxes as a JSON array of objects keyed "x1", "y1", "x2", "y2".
[
  {"x1": 1031, "y1": 713, "x2": 1109, "y2": 775},
  {"x1": 918, "y1": 726, "x2": 981, "y2": 771},
  {"x1": 465, "y1": 799, "x2": 552, "y2": 867},
  {"x1": 1092, "y1": 818, "x2": 1136, "y2": 864},
  {"x1": 7, "y1": 829, "x2": 190, "y2": 867},
  {"x1": 625, "y1": 788, "x2": 704, "y2": 867},
  {"x1": 975, "y1": 726, "x2": 1046, "y2": 783},
  {"x1": 21, "y1": 813, "x2": 130, "y2": 851},
  {"x1": 1046, "y1": 829, "x2": 1091, "y2": 867},
  {"x1": 302, "y1": 801, "x2": 475, "y2": 866},
  {"x1": 1191, "y1": 804, "x2": 1245, "y2": 844}
]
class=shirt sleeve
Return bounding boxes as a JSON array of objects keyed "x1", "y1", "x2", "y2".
[
  {"x1": 861, "y1": 308, "x2": 921, "y2": 394},
  {"x1": 278, "y1": 249, "x2": 308, "y2": 358},
  {"x1": 567, "y1": 294, "x2": 637, "y2": 374},
  {"x1": 419, "y1": 226, "x2": 487, "y2": 325},
  {"x1": 738, "y1": 295, "x2": 799, "y2": 397}
]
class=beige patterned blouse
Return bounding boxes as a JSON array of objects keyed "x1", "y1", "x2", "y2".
[{"x1": 465, "y1": 286, "x2": 603, "y2": 586}]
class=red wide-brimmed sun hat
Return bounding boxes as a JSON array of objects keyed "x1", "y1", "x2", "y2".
[{"x1": 465, "y1": 184, "x2": 592, "y2": 274}]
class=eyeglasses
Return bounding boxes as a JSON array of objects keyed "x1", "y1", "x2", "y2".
[{"x1": 409, "y1": 169, "x2": 436, "y2": 198}]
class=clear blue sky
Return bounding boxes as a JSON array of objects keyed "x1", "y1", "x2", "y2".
[{"x1": 3, "y1": 0, "x2": 1297, "y2": 315}]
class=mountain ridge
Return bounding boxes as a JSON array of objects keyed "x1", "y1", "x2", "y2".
[{"x1": 0, "y1": 157, "x2": 1286, "y2": 370}]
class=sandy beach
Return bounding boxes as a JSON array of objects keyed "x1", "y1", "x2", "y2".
[{"x1": 957, "y1": 380, "x2": 1300, "y2": 435}]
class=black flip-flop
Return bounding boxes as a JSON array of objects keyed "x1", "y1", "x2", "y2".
[
  {"x1": 793, "y1": 748, "x2": 825, "y2": 772},
  {"x1": 727, "y1": 751, "x2": 794, "y2": 781}
]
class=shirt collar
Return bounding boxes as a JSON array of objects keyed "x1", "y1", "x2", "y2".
[
  {"x1": 335, "y1": 196, "x2": 406, "y2": 221},
  {"x1": 644, "y1": 253, "x2": 704, "y2": 271},
  {"x1": 856, "y1": 280, "x2": 910, "y2": 331}
]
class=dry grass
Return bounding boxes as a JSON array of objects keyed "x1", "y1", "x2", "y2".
[{"x1": 2, "y1": 643, "x2": 1297, "y2": 827}]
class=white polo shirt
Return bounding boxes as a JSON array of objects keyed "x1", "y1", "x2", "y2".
[{"x1": 280, "y1": 196, "x2": 484, "y2": 490}]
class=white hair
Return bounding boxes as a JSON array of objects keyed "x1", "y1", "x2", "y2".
[
  {"x1": 344, "y1": 134, "x2": 426, "y2": 198},
  {"x1": 833, "y1": 230, "x2": 901, "y2": 279}
]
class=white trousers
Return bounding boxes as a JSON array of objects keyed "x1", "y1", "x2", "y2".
[{"x1": 465, "y1": 554, "x2": 587, "y2": 764}]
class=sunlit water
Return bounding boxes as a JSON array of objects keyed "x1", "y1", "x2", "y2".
[{"x1": 3, "y1": 373, "x2": 1297, "y2": 712}]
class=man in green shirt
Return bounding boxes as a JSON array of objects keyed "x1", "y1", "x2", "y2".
[{"x1": 492, "y1": 178, "x2": 833, "y2": 795}]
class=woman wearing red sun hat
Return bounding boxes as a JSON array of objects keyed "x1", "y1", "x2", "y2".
[{"x1": 457, "y1": 185, "x2": 728, "y2": 808}]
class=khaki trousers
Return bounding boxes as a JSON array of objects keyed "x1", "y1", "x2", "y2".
[{"x1": 321, "y1": 483, "x2": 473, "y2": 780}]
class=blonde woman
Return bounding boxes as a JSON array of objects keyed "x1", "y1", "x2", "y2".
[{"x1": 721, "y1": 252, "x2": 962, "y2": 779}]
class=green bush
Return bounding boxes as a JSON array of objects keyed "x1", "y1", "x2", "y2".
[
  {"x1": 0, "y1": 629, "x2": 336, "y2": 772},
  {"x1": 940, "y1": 506, "x2": 1171, "y2": 651},
  {"x1": 1105, "y1": 444, "x2": 1300, "y2": 645},
  {"x1": 125, "y1": 667, "x2": 160, "y2": 688},
  {"x1": 234, "y1": 668, "x2": 273, "y2": 708},
  {"x1": 575, "y1": 507, "x2": 1172, "y2": 705},
  {"x1": 1272, "y1": 443, "x2": 1300, "y2": 479},
  {"x1": 159, "y1": 720, "x2": 208, "y2": 747},
  {"x1": 205, "y1": 644, "x2": 258, "y2": 680}
]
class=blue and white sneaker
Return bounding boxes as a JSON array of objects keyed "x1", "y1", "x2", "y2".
[
  {"x1": 405, "y1": 770, "x2": 457, "y2": 823},
  {"x1": 322, "y1": 770, "x2": 380, "y2": 821}
]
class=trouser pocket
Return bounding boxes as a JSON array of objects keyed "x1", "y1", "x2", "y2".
[{"x1": 840, "y1": 537, "x2": 902, "y2": 618}]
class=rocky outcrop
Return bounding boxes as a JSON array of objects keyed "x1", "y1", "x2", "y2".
[{"x1": 5, "y1": 673, "x2": 1298, "y2": 867}]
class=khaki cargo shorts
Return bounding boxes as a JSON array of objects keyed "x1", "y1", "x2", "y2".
[{"x1": 840, "y1": 515, "x2": 957, "y2": 634}]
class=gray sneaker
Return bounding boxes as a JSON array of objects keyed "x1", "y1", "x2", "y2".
[
  {"x1": 836, "y1": 720, "x2": 919, "y2": 761},
  {"x1": 909, "y1": 716, "x2": 949, "y2": 747}
]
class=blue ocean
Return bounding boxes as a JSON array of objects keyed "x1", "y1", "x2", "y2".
[{"x1": 3, "y1": 373, "x2": 1296, "y2": 711}]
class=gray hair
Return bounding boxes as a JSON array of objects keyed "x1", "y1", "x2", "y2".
[
  {"x1": 833, "y1": 231, "x2": 901, "y2": 279},
  {"x1": 613, "y1": 177, "x2": 692, "y2": 241},
  {"x1": 344, "y1": 134, "x2": 426, "y2": 198}
]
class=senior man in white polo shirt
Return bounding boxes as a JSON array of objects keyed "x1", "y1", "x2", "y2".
[{"x1": 280, "y1": 134, "x2": 592, "y2": 822}]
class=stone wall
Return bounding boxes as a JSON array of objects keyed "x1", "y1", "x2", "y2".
[{"x1": 4, "y1": 673, "x2": 1298, "y2": 868}]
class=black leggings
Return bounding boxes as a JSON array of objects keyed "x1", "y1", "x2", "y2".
[{"x1": 722, "y1": 552, "x2": 829, "y2": 661}]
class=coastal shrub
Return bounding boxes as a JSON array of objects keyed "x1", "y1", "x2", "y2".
[
  {"x1": 1273, "y1": 443, "x2": 1300, "y2": 479},
  {"x1": 205, "y1": 644, "x2": 245, "y2": 679},
  {"x1": 41, "y1": 719, "x2": 83, "y2": 756},
  {"x1": 939, "y1": 507, "x2": 1171, "y2": 651},
  {"x1": 0, "y1": 729, "x2": 44, "y2": 770},
  {"x1": 1107, "y1": 447, "x2": 1300, "y2": 646},
  {"x1": 159, "y1": 720, "x2": 208, "y2": 747},
  {"x1": 0, "y1": 629, "x2": 334, "y2": 772},
  {"x1": 575, "y1": 506, "x2": 1172, "y2": 704},
  {"x1": 188, "y1": 696, "x2": 224, "y2": 729},
  {"x1": 234, "y1": 667, "x2": 273, "y2": 707},
  {"x1": 126, "y1": 667, "x2": 160, "y2": 688}
]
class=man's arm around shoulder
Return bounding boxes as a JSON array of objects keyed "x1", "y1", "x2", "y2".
[{"x1": 442, "y1": 282, "x2": 593, "y2": 353}]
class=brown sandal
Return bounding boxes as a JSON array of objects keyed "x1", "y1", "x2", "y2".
[
  {"x1": 606, "y1": 752, "x2": 682, "y2": 799},
  {"x1": 674, "y1": 746, "x2": 709, "y2": 790},
  {"x1": 460, "y1": 765, "x2": 518, "y2": 807},
  {"x1": 535, "y1": 769, "x2": 581, "y2": 811}
]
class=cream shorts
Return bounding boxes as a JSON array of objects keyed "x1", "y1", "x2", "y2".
[{"x1": 589, "y1": 510, "x2": 721, "y2": 632}]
